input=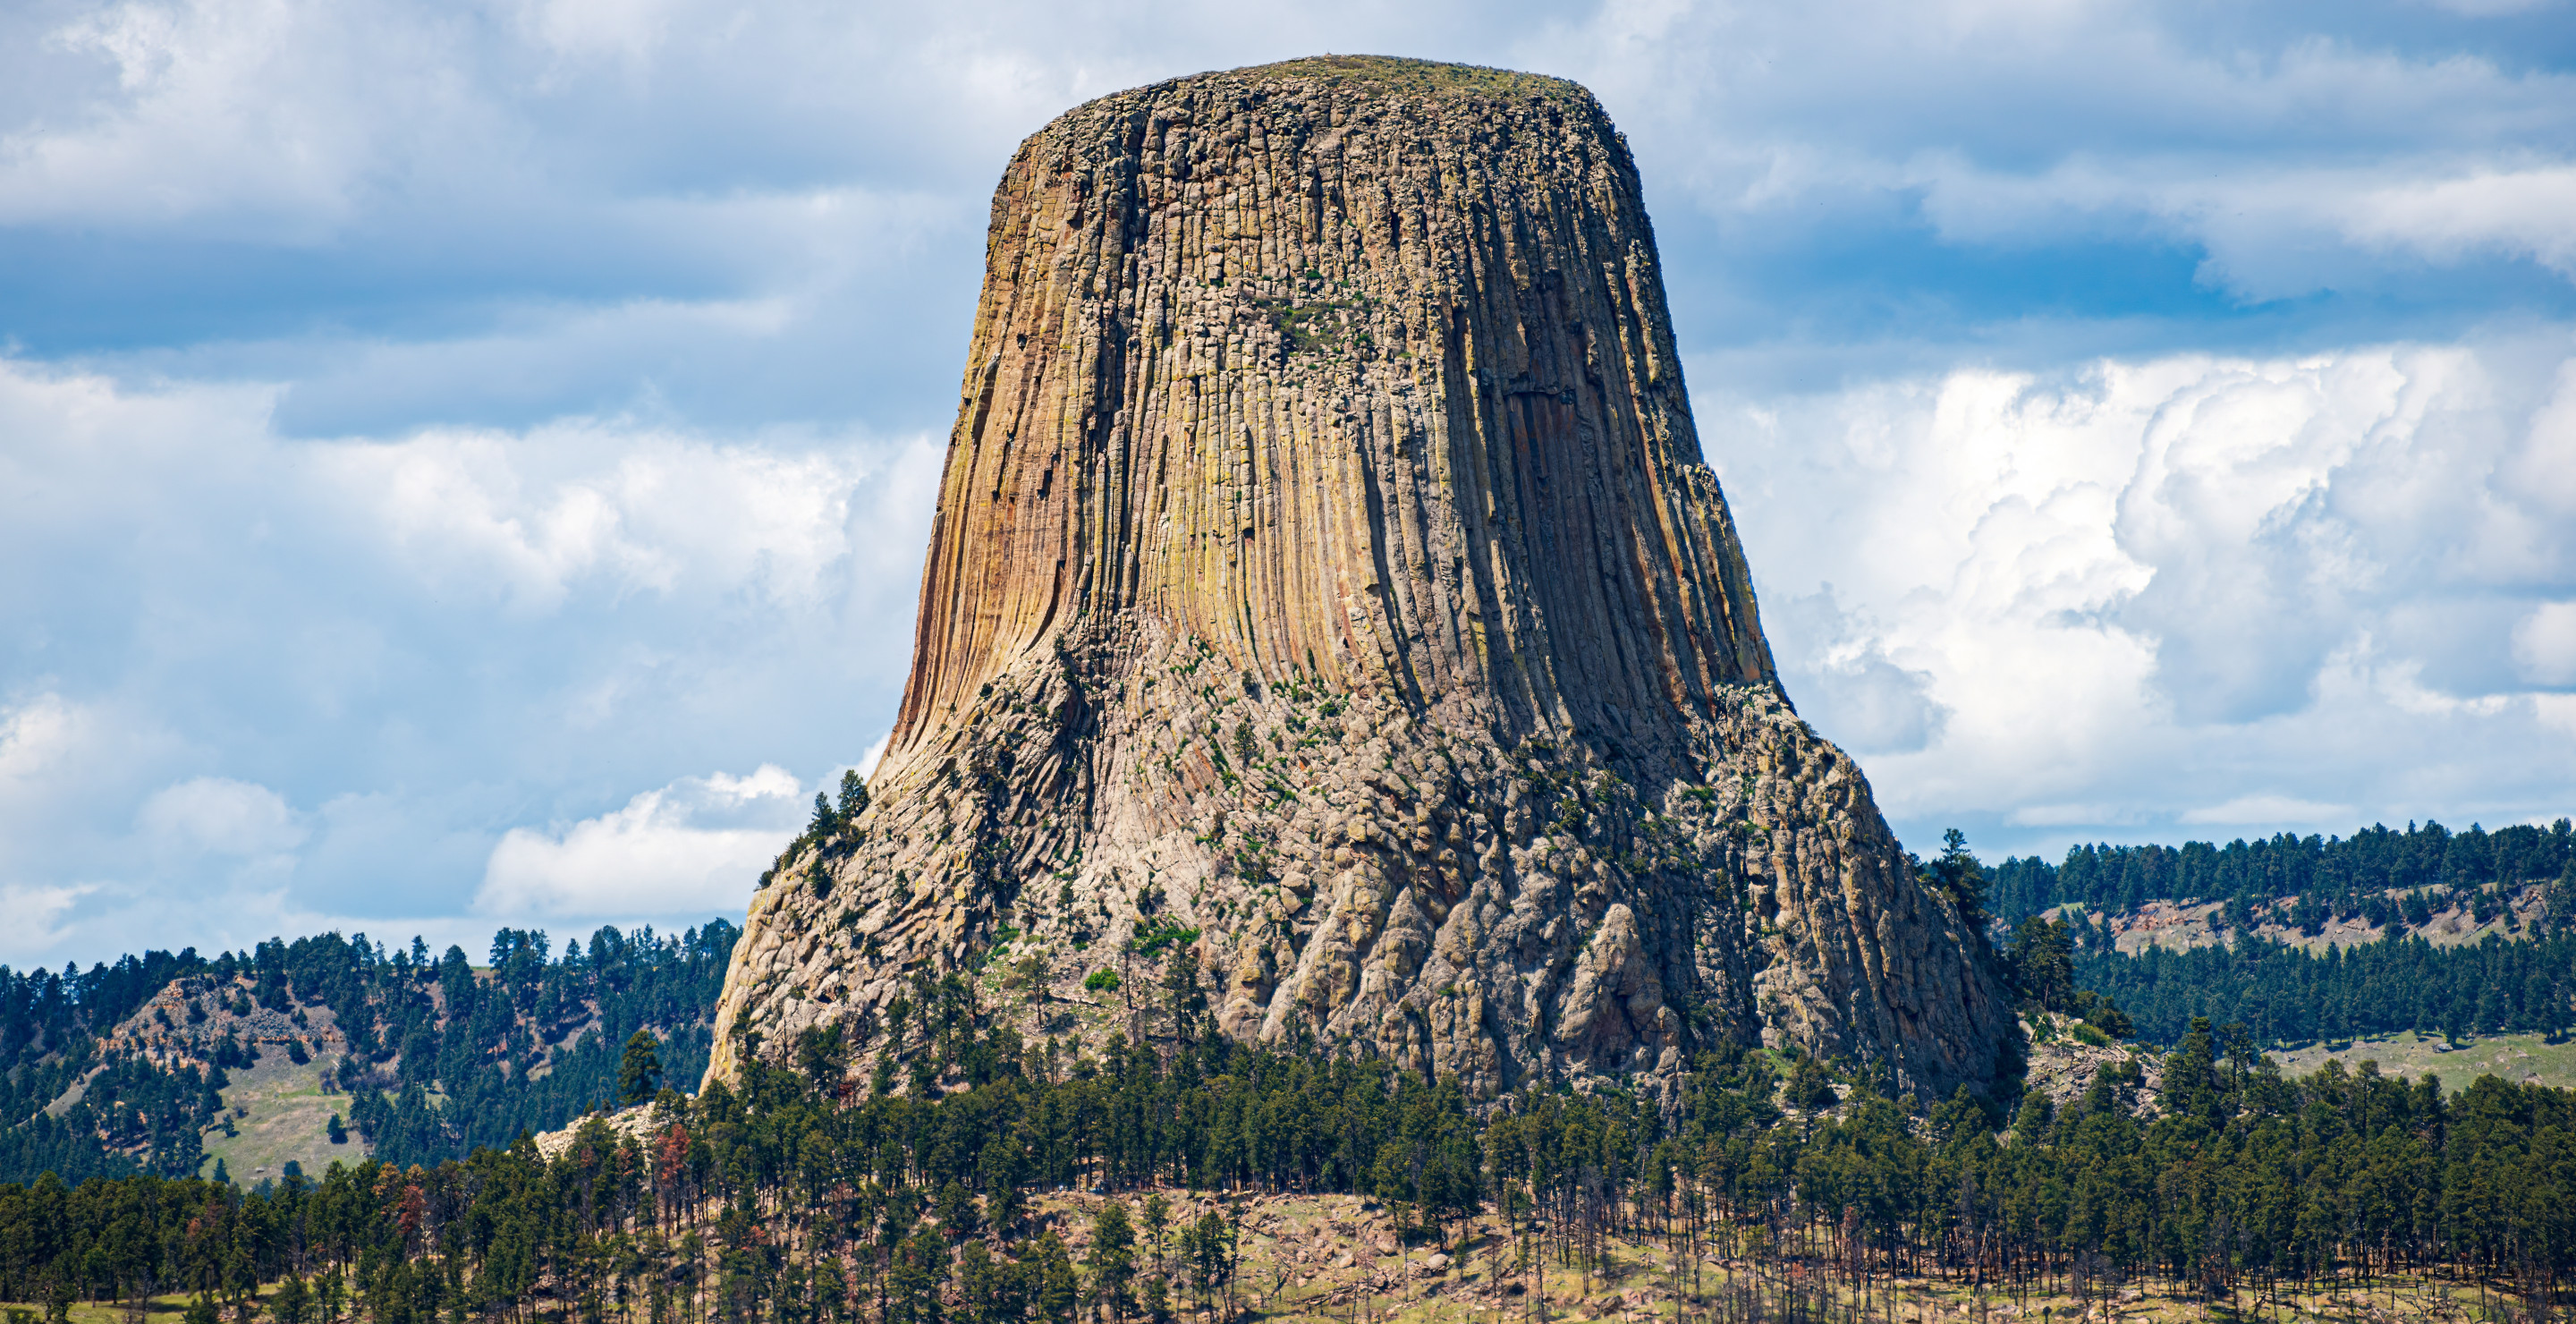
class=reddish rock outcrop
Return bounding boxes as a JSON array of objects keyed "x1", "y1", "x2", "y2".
[{"x1": 705, "y1": 55, "x2": 2014, "y2": 1099}]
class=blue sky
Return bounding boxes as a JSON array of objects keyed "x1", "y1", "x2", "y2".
[{"x1": 4, "y1": 0, "x2": 2573, "y2": 970}]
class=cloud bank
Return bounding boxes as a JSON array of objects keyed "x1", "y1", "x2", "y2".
[
  {"x1": 0, "y1": 358, "x2": 938, "y2": 963},
  {"x1": 478, "y1": 766, "x2": 806, "y2": 918},
  {"x1": 1723, "y1": 333, "x2": 2576, "y2": 853}
]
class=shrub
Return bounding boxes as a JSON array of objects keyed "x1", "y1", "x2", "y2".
[{"x1": 1786, "y1": 1056, "x2": 1839, "y2": 1111}]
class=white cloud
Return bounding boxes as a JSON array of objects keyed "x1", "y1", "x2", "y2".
[
  {"x1": 0, "y1": 0, "x2": 466, "y2": 238},
  {"x1": 2006, "y1": 803, "x2": 2135, "y2": 828},
  {"x1": 2180, "y1": 794, "x2": 2358, "y2": 828},
  {"x1": 0, "y1": 881, "x2": 91, "y2": 953},
  {"x1": 0, "y1": 692, "x2": 84, "y2": 783},
  {"x1": 0, "y1": 691, "x2": 196, "y2": 882},
  {"x1": 313, "y1": 420, "x2": 877, "y2": 615},
  {"x1": 1535, "y1": 3, "x2": 2576, "y2": 307},
  {"x1": 1889, "y1": 157, "x2": 2576, "y2": 301},
  {"x1": 1770, "y1": 589, "x2": 1949, "y2": 753},
  {"x1": 0, "y1": 358, "x2": 936, "y2": 965},
  {"x1": 2512, "y1": 602, "x2": 2576, "y2": 684},
  {"x1": 515, "y1": 0, "x2": 689, "y2": 72},
  {"x1": 6, "y1": 0, "x2": 2563, "y2": 304},
  {"x1": 137, "y1": 776, "x2": 303, "y2": 856},
  {"x1": 476, "y1": 764, "x2": 803, "y2": 918},
  {"x1": 1708, "y1": 332, "x2": 2576, "y2": 854},
  {"x1": 2345, "y1": 166, "x2": 2576, "y2": 277}
]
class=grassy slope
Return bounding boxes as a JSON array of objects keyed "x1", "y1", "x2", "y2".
[
  {"x1": 63, "y1": 963, "x2": 626, "y2": 1181},
  {"x1": 196, "y1": 1041, "x2": 362, "y2": 1184},
  {"x1": 2270, "y1": 1030, "x2": 2576, "y2": 1092},
  {"x1": 1046, "y1": 1191, "x2": 2556, "y2": 1324}
]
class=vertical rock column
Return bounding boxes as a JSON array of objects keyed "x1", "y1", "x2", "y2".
[{"x1": 705, "y1": 56, "x2": 2015, "y2": 1102}]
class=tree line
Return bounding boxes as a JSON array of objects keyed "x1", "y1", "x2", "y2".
[
  {"x1": 0, "y1": 922, "x2": 739, "y2": 1184},
  {"x1": 2072, "y1": 925, "x2": 2576, "y2": 1050},
  {"x1": 10, "y1": 956, "x2": 2576, "y2": 1324},
  {"x1": 1987, "y1": 819, "x2": 2575, "y2": 929},
  {"x1": 337, "y1": 924, "x2": 739, "y2": 1167}
]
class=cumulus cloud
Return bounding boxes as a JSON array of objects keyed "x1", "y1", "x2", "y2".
[
  {"x1": 137, "y1": 777, "x2": 303, "y2": 857},
  {"x1": 2513, "y1": 602, "x2": 2576, "y2": 684},
  {"x1": 0, "y1": 357, "x2": 937, "y2": 965},
  {"x1": 0, "y1": 882, "x2": 91, "y2": 953},
  {"x1": 476, "y1": 765, "x2": 804, "y2": 918},
  {"x1": 1767, "y1": 589, "x2": 1949, "y2": 754},
  {"x1": 0, "y1": 692, "x2": 85, "y2": 783},
  {"x1": 0, "y1": 692, "x2": 192, "y2": 880},
  {"x1": 310, "y1": 420, "x2": 878, "y2": 614},
  {"x1": 3, "y1": 0, "x2": 2564, "y2": 396},
  {"x1": 0, "y1": 0, "x2": 390, "y2": 235},
  {"x1": 1708, "y1": 332, "x2": 2576, "y2": 856}
]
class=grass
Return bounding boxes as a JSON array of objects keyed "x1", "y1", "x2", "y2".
[
  {"x1": 7, "y1": 1192, "x2": 2536, "y2": 1324},
  {"x1": 2270, "y1": 1029, "x2": 2576, "y2": 1092},
  {"x1": 0, "y1": 1282, "x2": 286, "y2": 1324},
  {"x1": 197, "y1": 1040, "x2": 361, "y2": 1183},
  {"x1": 1026, "y1": 1191, "x2": 2522, "y2": 1324}
]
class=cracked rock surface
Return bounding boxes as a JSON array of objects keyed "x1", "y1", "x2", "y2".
[{"x1": 705, "y1": 55, "x2": 2013, "y2": 1100}]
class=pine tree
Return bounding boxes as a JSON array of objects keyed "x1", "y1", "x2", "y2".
[
  {"x1": 1034, "y1": 1234, "x2": 1078, "y2": 1324},
  {"x1": 1159, "y1": 951, "x2": 1204, "y2": 1043},
  {"x1": 1087, "y1": 1201, "x2": 1136, "y2": 1322},
  {"x1": 620, "y1": 1031, "x2": 665, "y2": 1105},
  {"x1": 888, "y1": 1231, "x2": 947, "y2": 1324}
]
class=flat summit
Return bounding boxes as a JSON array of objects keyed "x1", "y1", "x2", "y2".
[{"x1": 706, "y1": 55, "x2": 2014, "y2": 1099}]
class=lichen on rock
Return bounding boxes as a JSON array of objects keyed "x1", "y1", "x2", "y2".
[{"x1": 703, "y1": 55, "x2": 2015, "y2": 1101}]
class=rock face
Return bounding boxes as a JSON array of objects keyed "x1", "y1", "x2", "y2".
[{"x1": 704, "y1": 55, "x2": 2014, "y2": 1099}]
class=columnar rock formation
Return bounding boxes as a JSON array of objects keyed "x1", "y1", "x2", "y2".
[{"x1": 706, "y1": 55, "x2": 2014, "y2": 1099}]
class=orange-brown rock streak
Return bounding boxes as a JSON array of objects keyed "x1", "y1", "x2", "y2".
[{"x1": 706, "y1": 56, "x2": 2013, "y2": 1102}]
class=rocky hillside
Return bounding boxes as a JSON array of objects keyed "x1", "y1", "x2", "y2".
[
  {"x1": 2061, "y1": 880, "x2": 2556, "y2": 956},
  {"x1": 708, "y1": 55, "x2": 2014, "y2": 1101},
  {"x1": 0, "y1": 922, "x2": 735, "y2": 1184}
]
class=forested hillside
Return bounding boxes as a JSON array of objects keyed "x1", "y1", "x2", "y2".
[
  {"x1": 2073, "y1": 929, "x2": 2576, "y2": 1049},
  {"x1": 0, "y1": 921, "x2": 738, "y2": 1185},
  {"x1": 0, "y1": 948, "x2": 225, "y2": 1184},
  {"x1": 7, "y1": 974, "x2": 2576, "y2": 1324},
  {"x1": 1987, "y1": 818, "x2": 2575, "y2": 929},
  {"x1": 12, "y1": 824, "x2": 2576, "y2": 1321},
  {"x1": 1964, "y1": 816, "x2": 2576, "y2": 1057}
]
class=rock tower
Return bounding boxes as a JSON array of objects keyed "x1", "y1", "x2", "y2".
[{"x1": 705, "y1": 55, "x2": 2014, "y2": 1099}]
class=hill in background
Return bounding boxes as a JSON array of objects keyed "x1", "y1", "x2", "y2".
[{"x1": 0, "y1": 921, "x2": 737, "y2": 1185}]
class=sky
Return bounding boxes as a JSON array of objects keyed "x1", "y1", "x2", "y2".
[{"x1": 3, "y1": 0, "x2": 2572, "y2": 972}]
